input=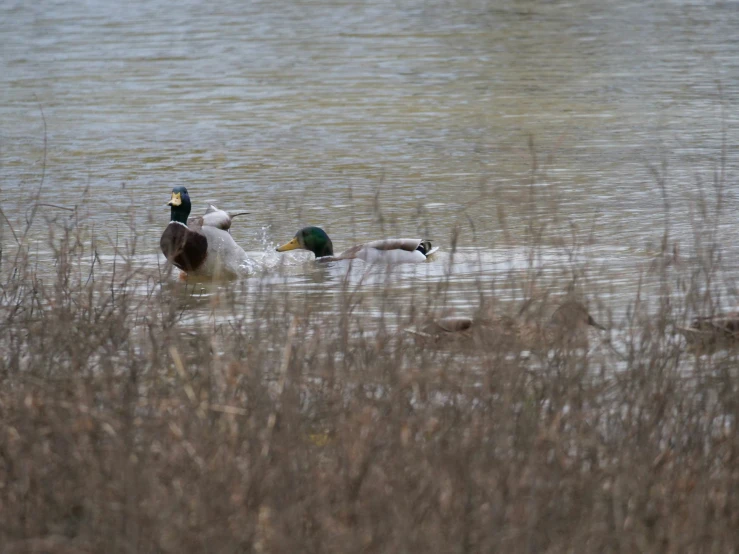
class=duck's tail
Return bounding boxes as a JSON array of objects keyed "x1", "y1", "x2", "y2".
[{"x1": 229, "y1": 212, "x2": 250, "y2": 219}]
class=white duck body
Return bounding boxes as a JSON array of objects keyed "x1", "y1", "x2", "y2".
[
  {"x1": 335, "y1": 238, "x2": 439, "y2": 264},
  {"x1": 193, "y1": 224, "x2": 256, "y2": 278}
]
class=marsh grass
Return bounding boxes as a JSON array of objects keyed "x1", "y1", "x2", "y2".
[{"x1": 2, "y1": 177, "x2": 739, "y2": 554}]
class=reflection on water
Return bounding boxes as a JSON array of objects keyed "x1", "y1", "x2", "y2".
[{"x1": 1, "y1": 0, "x2": 738, "y2": 322}]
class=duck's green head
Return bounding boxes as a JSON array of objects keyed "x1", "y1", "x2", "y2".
[
  {"x1": 276, "y1": 226, "x2": 334, "y2": 258},
  {"x1": 167, "y1": 186, "x2": 191, "y2": 224}
]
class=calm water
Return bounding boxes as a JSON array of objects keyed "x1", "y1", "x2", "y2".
[{"x1": 2, "y1": 0, "x2": 739, "y2": 322}]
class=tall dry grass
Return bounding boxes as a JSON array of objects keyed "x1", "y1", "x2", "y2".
[{"x1": 1, "y1": 165, "x2": 739, "y2": 553}]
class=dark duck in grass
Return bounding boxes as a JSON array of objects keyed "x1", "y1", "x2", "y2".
[
  {"x1": 276, "y1": 226, "x2": 438, "y2": 264},
  {"x1": 411, "y1": 300, "x2": 606, "y2": 351},
  {"x1": 676, "y1": 312, "x2": 739, "y2": 353},
  {"x1": 160, "y1": 186, "x2": 254, "y2": 279}
]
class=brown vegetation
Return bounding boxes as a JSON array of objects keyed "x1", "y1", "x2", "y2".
[{"x1": 1, "y1": 192, "x2": 739, "y2": 553}]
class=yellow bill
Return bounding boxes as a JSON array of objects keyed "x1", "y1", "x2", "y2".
[
  {"x1": 167, "y1": 192, "x2": 182, "y2": 206},
  {"x1": 276, "y1": 237, "x2": 301, "y2": 252}
]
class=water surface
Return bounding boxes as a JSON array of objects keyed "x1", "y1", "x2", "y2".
[{"x1": 2, "y1": 0, "x2": 738, "y2": 324}]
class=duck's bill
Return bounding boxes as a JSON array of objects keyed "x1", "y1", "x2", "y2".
[
  {"x1": 167, "y1": 192, "x2": 182, "y2": 207},
  {"x1": 276, "y1": 237, "x2": 300, "y2": 252}
]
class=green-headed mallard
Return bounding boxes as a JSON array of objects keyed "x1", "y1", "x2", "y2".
[
  {"x1": 160, "y1": 186, "x2": 254, "y2": 279},
  {"x1": 413, "y1": 300, "x2": 606, "y2": 351},
  {"x1": 276, "y1": 226, "x2": 438, "y2": 264},
  {"x1": 676, "y1": 313, "x2": 739, "y2": 352}
]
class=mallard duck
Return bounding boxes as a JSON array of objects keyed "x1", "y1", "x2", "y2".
[
  {"x1": 160, "y1": 186, "x2": 254, "y2": 279},
  {"x1": 275, "y1": 226, "x2": 438, "y2": 264},
  {"x1": 676, "y1": 313, "x2": 739, "y2": 352},
  {"x1": 412, "y1": 300, "x2": 606, "y2": 351}
]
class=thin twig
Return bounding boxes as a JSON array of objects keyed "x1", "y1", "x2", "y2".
[
  {"x1": 0, "y1": 205, "x2": 20, "y2": 245},
  {"x1": 36, "y1": 203, "x2": 75, "y2": 212},
  {"x1": 262, "y1": 316, "x2": 298, "y2": 458},
  {"x1": 21, "y1": 96, "x2": 48, "y2": 240}
]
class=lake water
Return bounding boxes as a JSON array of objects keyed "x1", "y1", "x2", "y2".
[{"x1": 2, "y1": 0, "x2": 739, "y2": 326}]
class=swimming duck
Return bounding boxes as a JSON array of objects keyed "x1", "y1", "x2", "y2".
[
  {"x1": 412, "y1": 300, "x2": 606, "y2": 351},
  {"x1": 275, "y1": 226, "x2": 438, "y2": 264},
  {"x1": 160, "y1": 186, "x2": 254, "y2": 279},
  {"x1": 676, "y1": 312, "x2": 739, "y2": 352}
]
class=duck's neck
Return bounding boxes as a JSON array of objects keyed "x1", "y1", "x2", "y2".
[
  {"x1": 170, "y1": 206, "x2": 190, "y2": 225},
  {"x1": 313, "y1": 241, "x2": 334, "y2": 258}
]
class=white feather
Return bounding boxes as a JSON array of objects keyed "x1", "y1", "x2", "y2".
[
  {"x1": 355, "y1": 246, "x2": 428, "y2": 264},
  {"x1": 189, "y1": 227, "x2": 256, "y2": 278}
]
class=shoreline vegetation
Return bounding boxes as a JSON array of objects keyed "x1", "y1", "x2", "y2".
[
  {"x1": 1, "y1": 106, "x2": 737, "y2": 549},
  {"x1": 2, "y1": 166, "x2": 739, "y2": 552}
]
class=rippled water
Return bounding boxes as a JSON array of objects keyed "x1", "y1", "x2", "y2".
[{"x1": 2, "y1": 0, "x2": 738, "y2": 322}]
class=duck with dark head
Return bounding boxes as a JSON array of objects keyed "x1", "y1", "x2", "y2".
[
  {"x1": 276, "y1": 226, "x2": 438, "y2": 264},
  {"x1": 413, "y1": 300, "x2": 606, "y2": 351},
  {"x1": 160, "y1": 186, "x2": 253, "y2": 280}
]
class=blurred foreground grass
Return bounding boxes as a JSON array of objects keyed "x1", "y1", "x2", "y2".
[{"x1": 1, "y1": 199, "x2": 739, "y2": 554}]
